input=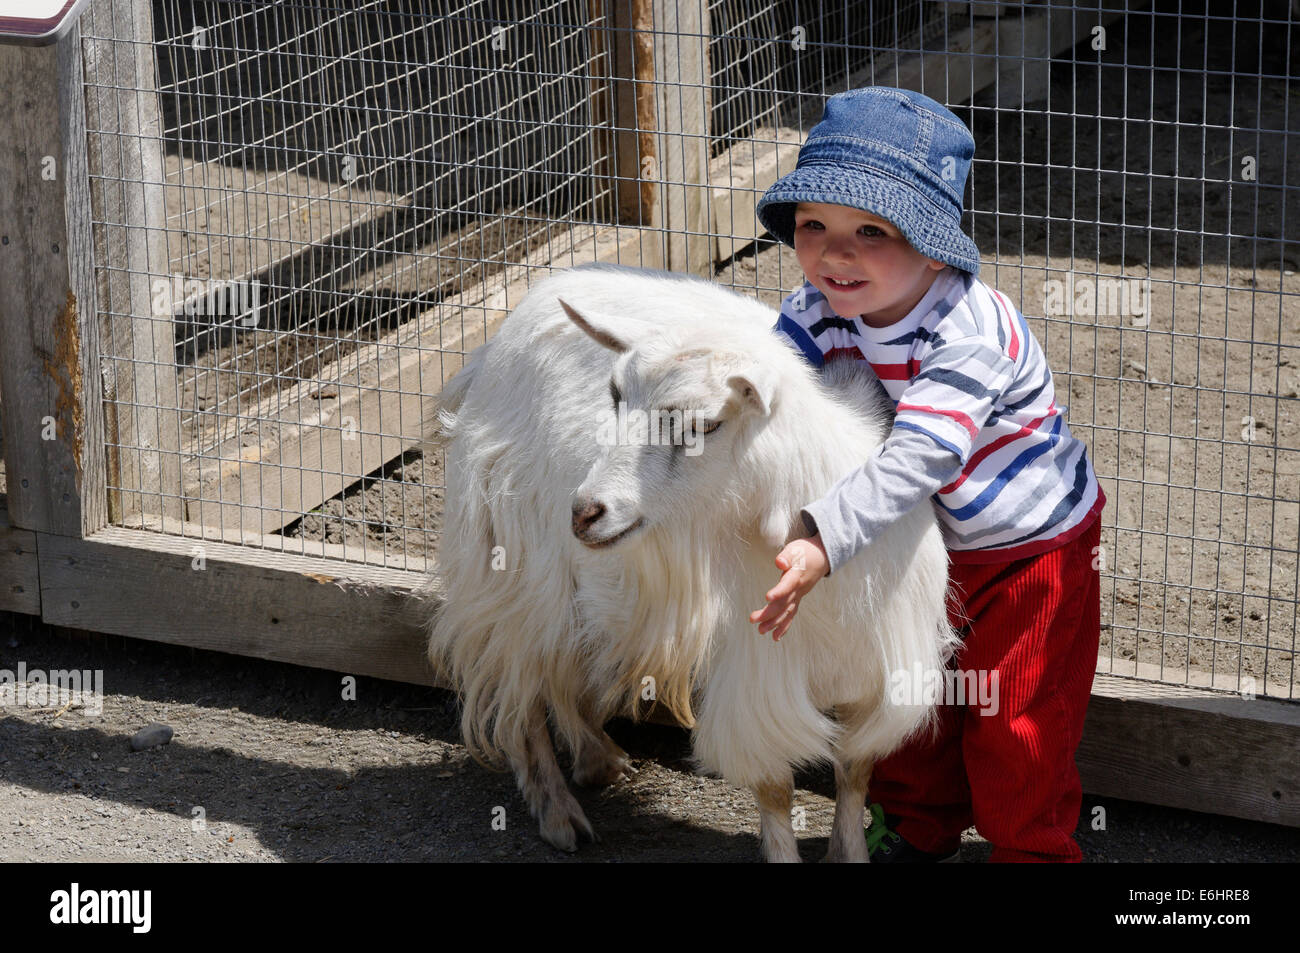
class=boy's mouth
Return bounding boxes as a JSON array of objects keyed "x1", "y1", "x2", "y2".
[{"x1": 824, "y1": 275, "x2": 866, "y2": 289}]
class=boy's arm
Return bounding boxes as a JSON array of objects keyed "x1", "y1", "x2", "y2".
[
  {"x1": 799, "y1": 428, "x2": 962, "y2": 576},
  {"x1": 801, "y1": 334, "x2": 1017, "y2": 576}
]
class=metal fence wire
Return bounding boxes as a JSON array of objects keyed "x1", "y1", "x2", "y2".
[{"x1": 78, "y1": 0, "x2": 1298, "y2": 701}]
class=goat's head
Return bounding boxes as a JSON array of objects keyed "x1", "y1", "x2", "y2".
[{"x1": 558, "y1": 297, "x2": 779, "y2": 549}]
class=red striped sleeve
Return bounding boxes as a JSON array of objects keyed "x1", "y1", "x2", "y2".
[{"x1": 895, "y1": 402, "x2": 979, "y2": 439}]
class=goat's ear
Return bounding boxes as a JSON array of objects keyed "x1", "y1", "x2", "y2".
[
  {"x1": 557, "y1": 297, "x2": 634, "y2": 353},
  {"x1": 726, "y1": 363, "x2": 778, "y2": 417}
]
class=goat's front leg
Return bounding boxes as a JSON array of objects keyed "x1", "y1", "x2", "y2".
[
  {"x1": 508, "y1": 701, "x2": 597, "y2": 852},
  {"x1": 754, "y1": 774, "x2": 800, "y2": 863},
  {"x1": 825, "y1": 757, "x2": 873, "y2": 863}
]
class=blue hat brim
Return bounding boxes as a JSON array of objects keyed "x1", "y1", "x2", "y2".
[{"x1": 756, "y1": 165, "x2": 981, "y2": 276}]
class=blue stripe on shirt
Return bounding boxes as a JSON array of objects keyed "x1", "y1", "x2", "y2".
[
  {"x1": 881, "y1": 329, "x2": 918, "y2": 347},
  {"x1": 894, "y1": 420, "x2": 966, "y2": 458},
  {"x1": 775, "y1": 315, "x2": 824, "y2": 368},
  {"x1": 1000, "y1": 377, "x2": 1050, "y2": 413},
  {"x1": 930, "y1": 293, "x2": 960, "y2": 328},
  {"x1": 914, "y1": 367, "x2": 995, "y2": 401},
  {"x1": 947, "y1": 415, "x2": 1064, "y2": 521},
  {"x1": 992, "y1": 452, "x2": 1092, "y2": 547},
  {"x1": 992, "y1": 297, "x2": 1006, "y2": 348},
  {"x1": 1015, "y1": 306, "x2": 1032, "y2": 357},
  {"x1": 896, "y1": 325, "x2": 947, "y2": 349},
  {"x1": 810, "y1": 314, "x2": 859, "y2": 337}
]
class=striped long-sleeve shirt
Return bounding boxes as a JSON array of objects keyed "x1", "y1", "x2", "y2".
[{"x1": 774, "y1": 266, "x2": 1105, "y2": 574}]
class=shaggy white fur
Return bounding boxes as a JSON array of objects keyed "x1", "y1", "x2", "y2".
[{"x1": 424, "y1": 263, "x2": 957, "y2": 862}]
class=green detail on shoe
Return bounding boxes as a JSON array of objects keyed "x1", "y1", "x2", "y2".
[{"x1": 864, "y1": 802, "x2": 902, "y2": 857}]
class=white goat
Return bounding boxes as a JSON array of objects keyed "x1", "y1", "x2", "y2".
[{"x1": 424, "y1": 263, "x2": 957, "y2": 862}]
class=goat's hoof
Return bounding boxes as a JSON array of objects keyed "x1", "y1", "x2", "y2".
[
  {"x1": 539, "y1": 798, "x2": 597, "y2": 853},
  {"x1": 573, "y1": 752, "x2": 633, "y2": 788},
  {"x1": 760, "y1": 840, "x2": 803, "y2": 863},
  {"x1": 822, "y1": 836, "x2": 869, "y2": 863},
  {"x1": 762, "y1": 850, "x2": 803, "y2": 864},
  {"x1": 540, "y1": 819, "x2": 580, "y2": 853},
  {"x1": 821, "y1": 850, "x2": 869, "y2": 863}
]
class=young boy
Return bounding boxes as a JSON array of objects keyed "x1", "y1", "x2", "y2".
[{"x1": 749, "y1": 87, "x2": 1106, "y2": 863}]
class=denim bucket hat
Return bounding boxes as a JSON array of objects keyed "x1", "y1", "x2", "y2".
[{"x1": 756, "y1": 86, "x2": 981, "y2": 275}]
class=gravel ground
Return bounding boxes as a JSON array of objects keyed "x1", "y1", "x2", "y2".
[{"x1": 2, "y1": 614, "x2": 1298, "y2": 863}]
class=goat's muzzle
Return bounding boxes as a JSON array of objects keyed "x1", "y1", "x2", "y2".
[
  {"x1": 572, "y1": 499, "x2": 606, "y2": 538},
  {"x1": 572, "y1": 498, "x2": 644, "y2": 548}
]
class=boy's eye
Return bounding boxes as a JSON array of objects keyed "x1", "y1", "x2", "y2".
[
  {"x1": 797, "y1": 219, "x2": 823, "y2": 230},
  {"x1": 859, "y1": 225, "x2": 884, "y2": 237}
]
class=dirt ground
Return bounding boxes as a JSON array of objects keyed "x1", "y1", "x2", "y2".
[{"x1": 3, "y1": 613, "x2": 1299, "y2": 863}]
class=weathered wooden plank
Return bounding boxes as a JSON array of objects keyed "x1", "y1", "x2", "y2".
[
  {"x1": 710, "y1": 131, "x2": 802, "y2": 263},
  {"x1": 604, "y1": 0, "x2": 713, "y2": 273},
  {"x1": 39, "y1": 525, "x2": 434, "y2": 686},
  {"x1": 1079, "y1": 672, "x2": 1300, "y2": 827},
  {"x1": 0, "y1": 497, "x2": 41, "y2": 615},
  {"x1": 0, "y1": 23, "x2": 107, "y2": 538},
  {"x1": 81, "y1": 0, "x2": 183, "y2": 526},
  {"x1": 116, "y1": 509, "x2": 429, "y2": 575}
]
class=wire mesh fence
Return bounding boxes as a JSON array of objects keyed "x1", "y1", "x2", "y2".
[{"x1": 74, "y1": 0, "x2": 1298, "y2": 700}]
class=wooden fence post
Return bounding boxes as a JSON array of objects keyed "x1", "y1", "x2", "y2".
[
  {"x1": 80, "y1": 0, "x2": 183, "y2": 525},
  {"x1": 605, "y1": 0, "x2": 711, "y2": 275},
  {"x1": 0, "y1": 21, "x2": 107, "y2": 539},
  {"x1": 650, "y1": 0, "x2": 711, "y2": 276}
]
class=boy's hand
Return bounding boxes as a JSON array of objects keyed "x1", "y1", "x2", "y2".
[{"x1": 749, "y1": 534, "x2": 830, "y2": 642}]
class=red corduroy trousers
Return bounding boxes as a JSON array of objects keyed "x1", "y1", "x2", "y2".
[{"x1": 869, "y1": 513, "x2": 1103, "y2": 863}]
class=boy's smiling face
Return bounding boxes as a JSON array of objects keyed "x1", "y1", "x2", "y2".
[{"x1": 792, "y1": 202, "x2": 947, "y2": 327}]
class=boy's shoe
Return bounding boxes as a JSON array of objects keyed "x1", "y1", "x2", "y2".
[{"x1": 865, "y1": 802, "x2": 961, "y2": 863}]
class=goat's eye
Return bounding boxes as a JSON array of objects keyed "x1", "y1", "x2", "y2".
[
  {"x1": 609, "y1": 380, "x2": 620, "y2": 407},
  {"x1": 683, "y1": 418, "x2": 721, "y2": 442}
]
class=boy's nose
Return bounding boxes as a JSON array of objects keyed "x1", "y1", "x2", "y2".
[{"x1": 824, "y1": 239, "x2": 856, "y2": 262}]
